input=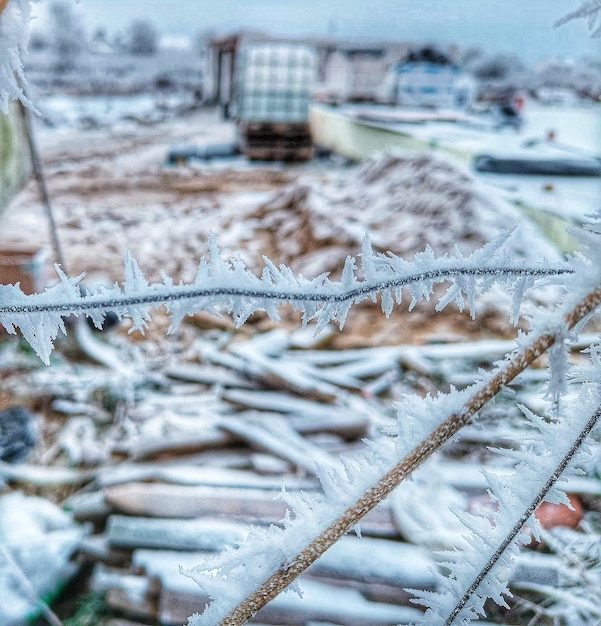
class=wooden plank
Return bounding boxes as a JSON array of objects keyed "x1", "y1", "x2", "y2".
[
  {"x1": 107, "y1": 515, "x2": 245, "y2": 551},
  {"x1": 132, "y1": 534, "x2": 436, "y2": 592},
  {"x1": 78, "y1": 535, "x2": 131, "y2": 567},
  {"x1": 303, "y1": 574, "x2": 419, "y2": 607},
  {"x1": 225, "y1": 410, "x2": 368, "y2": 440},
  {"x1": 229, "y1": 343, "x2": 339, "y2": 401},
  {"x1": 432, "y1": 460, "x2": 601, "y2": 496},
  {"x1": 287, "y1": 411, "x2": 368, "y2": 440},
  {"x1": 102, "y1": 482, "x2": 398, "y2": 537},
  {"x1": 194, "y1": 331, "x2": 341, "y2": 401},
  {"x1": 164, "y1": 363, "x2": 256, "y2": 389},
  {"x1": 132, "y1": 548, "x2": 424, "y2": 623},
  {"x1": 308, "y1": 535, "x2": 435, "y2": 589},
  {"x1": 158, "y1": 589, "x2": 209, "y2": 625},
  {"x1": 91, "y1": 565, "x2": 159, "y2": 622},
  {"x1": 92, "y1": 551, "x2": 560, "y2": 625},
  {"x1": 115, "y1": 430, "x2": 232, "y2": 460},
  {"x1": 157, "y1": 578, "x2": 422, "y2": 625},
  {"x1": 218, "y1": 414, "x2": 338, "y2": 474},
  {"x1": 0, "y1": 460, "x2": 96, "y2": 485},
  {"x1": 103, "y1": 482, "x2": 295, "y2": 520},
  {"x1": 106, "y1": 587, "x2": 155, "y2": 621},
  {"x1": 97, "y1": 462, "x2": 317, "y2": 490},
  {"x1": 223, "y1": 389, "x2": 344, "y2": 416},
  {"x1": 64, "y1": 490, "x2": 113, "y2": 523}
]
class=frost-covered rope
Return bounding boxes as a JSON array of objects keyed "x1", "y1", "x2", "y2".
[{"x1": 0, "y1": 233, "x2": 573, "y2": 364}]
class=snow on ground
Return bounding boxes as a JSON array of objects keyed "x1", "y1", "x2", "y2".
[
  {"x1": 37, "y1": 92, "x2": 196, "y2": 129},
  {"x1": 251, "y1": 150, "x2": 562, "y2": 278}
]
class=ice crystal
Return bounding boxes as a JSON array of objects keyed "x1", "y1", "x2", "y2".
[{"x1": 0, "y1": 0, "x2": 33, "y2": 111}]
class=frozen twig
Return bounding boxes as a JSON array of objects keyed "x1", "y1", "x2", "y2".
[{"x1": 554, "y1": 0, "x2": 601, "y2": 37}]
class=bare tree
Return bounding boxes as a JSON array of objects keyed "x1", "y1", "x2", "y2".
[
  {"x1": 49, "y1": 1, "x2": 85, "y2": 72},
  {"x1": 126, "y1": 19, "x2": 158, "y2": 56}
]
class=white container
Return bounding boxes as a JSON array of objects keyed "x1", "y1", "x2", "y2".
[{"x1": 237, "y1": 43, "x2": 317, "y2": 123}]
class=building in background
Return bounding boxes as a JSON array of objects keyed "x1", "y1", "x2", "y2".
[{"x1": 318, "y1": 46, "x2": 387, "y2": 103}]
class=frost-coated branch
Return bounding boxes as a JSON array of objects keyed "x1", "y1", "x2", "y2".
[
  {"x1": 438, "y1": 400, "x2": 601, "y2": 625},
  {"x1": 554, "y1": 0, "x2": 601, "y2": 37},
  {"x1": 0, "y1": 234, "x2": 571, "y2": 364},
  {"x1": 184, "y1": 281, "x2": 601, "y2": 626}
]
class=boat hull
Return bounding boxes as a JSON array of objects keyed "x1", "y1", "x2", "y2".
[{"x1": 309, "y1": 103, "x2": 470, "y2": 162}]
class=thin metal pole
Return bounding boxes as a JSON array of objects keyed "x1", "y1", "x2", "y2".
[{"x1": 19, "y1": 101, "x2": 68, "y2": 273}]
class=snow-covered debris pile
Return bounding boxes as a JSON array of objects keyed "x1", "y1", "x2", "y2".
[
  {"x1": 251, "y1": 150, "x2": 561, "y2": 276},
  {"x1": 0, "y1": 491, "x2": 86, "y2": 626}
]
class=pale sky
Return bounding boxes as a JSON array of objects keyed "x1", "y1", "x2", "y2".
[{"x1": 32, "y1": 0, "x2": 600, "y2": 63}]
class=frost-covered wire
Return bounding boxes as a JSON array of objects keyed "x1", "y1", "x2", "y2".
[
  {"x1": 416, "y1": 397, "x2": 601, "y2": 625},
  {"x1": 0, "y1": 234, "x2": 573, "y2": 364}
]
